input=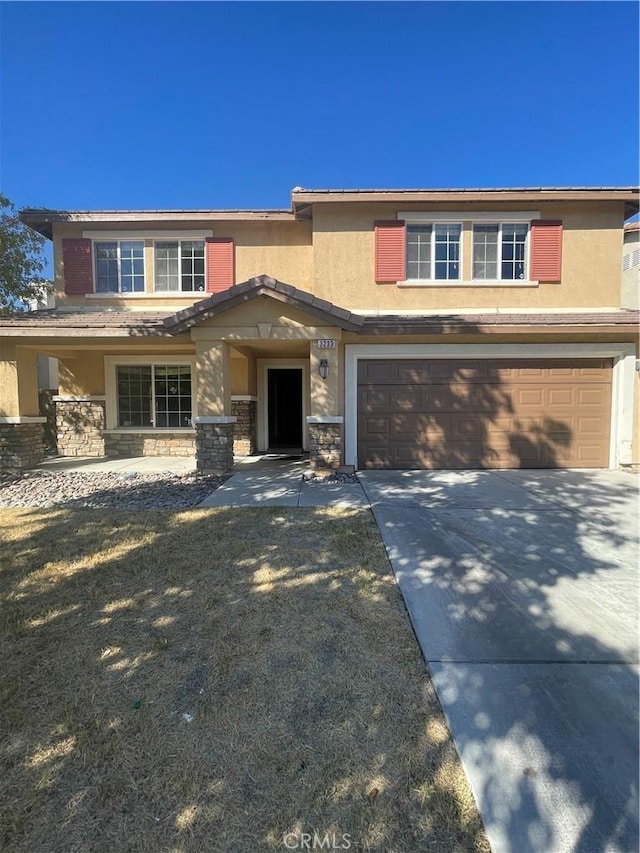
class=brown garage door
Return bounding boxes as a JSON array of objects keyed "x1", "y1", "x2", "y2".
[{"x1": 357, "y1": 358, "x2": 612, "y2": 469}]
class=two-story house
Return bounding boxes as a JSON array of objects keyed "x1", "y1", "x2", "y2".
[{"x1": 1, "y1": 186, "x2": 638, "y2": 473}]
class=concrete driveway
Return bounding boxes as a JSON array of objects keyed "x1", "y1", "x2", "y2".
[{"x1": 360, "y1": 469, "x2": 639, "y2": 853}]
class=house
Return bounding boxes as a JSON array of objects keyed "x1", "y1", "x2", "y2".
[
  {"x1": 1, "y1": 186, "x2": 639, "y2": 473},
  {"x1": 622, "y1": 220, "x2": 640, "y2": 310}
]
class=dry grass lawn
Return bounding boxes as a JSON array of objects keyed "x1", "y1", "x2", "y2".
[{"x1": 0, "y1": 506, "x2": 488, "y2": 853}]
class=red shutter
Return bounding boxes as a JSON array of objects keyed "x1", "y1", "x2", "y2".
[
  {"x1": 375, "y1": 221, "x2": 406, "y2": 283},
  {"x1": 206, "y1": 237, "x2": 234, "y2": 293},
  {"x1": 62, "y1": 239, "x2": 93, "y2": 295},
  {"x1": 530, "y1": 220, "x2": 563, "y2": 282}
]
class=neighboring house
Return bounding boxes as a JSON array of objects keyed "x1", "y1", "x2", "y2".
[
  {"x1": 622, "y1": 220, "x2": 640, "y2": 310},
  {"x1": 1, "y1": 186, "x2": 638, "y2": 472}
]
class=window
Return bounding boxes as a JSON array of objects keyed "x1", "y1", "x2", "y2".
[
  {"x1": 407, "y1": 223, "x2": 461, "y2": 280},
  {"x1": 473, "y1": 223, "x2": 528, "y2": 280},
  {"x1": 116, "y1": 364, "x2": 192, "y2": 428},
  {"x1": 95, "y1": 241, "x2": 145, "y2": 293},
  {"x1": 155, "y1": 240, "x2": 205, "y2": 292}
]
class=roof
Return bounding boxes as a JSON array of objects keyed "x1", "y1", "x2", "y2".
[
  {"x1": 21, "y1": 186, "x2": 640, "y2": 238},
  {"x1": 163, "y1": 275, "x2": 365, "y2": 334},
  {"x1": 20, "y1": 208, "x2": 296, "y2": 239},
  {"x1": 291, "y1": 186, "x2": 640, "y2": 219},
  {"x1": 0, "y1": 310, "x2": 169, "y2": 337},
  {"x1": 1, "y1": 289, "x2": 638, "y2": 338},
  {"x1": 362, "y1": 311, "x2": 640, "y2": 333},
  {"x1": 624, "y1": 220, "x2": 640, "y2": 233}
]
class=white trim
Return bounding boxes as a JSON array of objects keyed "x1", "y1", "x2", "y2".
[
  {"x1": 401, "y1": 211, "x2": 540, "y2": 223},
  {"x1": 153, "y1": 237, "x2": 206, "y2": 295},
  {"x1": 53, "y1": 395, "x2": 106, "y2": 402},
  {"x1": 231, "y1": 395, "x2": 258, "y2": 402},
  {"x1": 344, "y1": 343, "x2": 636, "y2": 469},
  {"x1": 86, "y1": 292, "x2": 198, "y2": 300},
  {"x1": 405, "y1": 220, "x2": 463, "y2": 282},
  {"x1": 103, "y1": 428, "x2": 196, "y2": 435},
  {"x1": 397, "y1": 280, "x2": 539, "y2": 288},
  {"x1": 92, "y1": 238, "x2": 145, "y2": 296},
  {"x1": 0, "y1": 416, "x2": 47, "y2": 424},
  {"x1": 104, "y1": 355, "x2": 197, "y2": 431},
  {"x1": 257, "y1": 358, "x2": 310, "y2": 452},
  {"x1": 192, "y1": 416, "x2": 237, "y2": 424},
  {"x1": 306, "y1": 416, "x2": 343, "y2": 424},
  {"x1": 83, "y1": 230, "x2": 213, "y2": 240}
]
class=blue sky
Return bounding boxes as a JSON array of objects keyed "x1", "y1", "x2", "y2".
[{"x1": 0, "y1": 1, "x2": 638, "y2": 213}]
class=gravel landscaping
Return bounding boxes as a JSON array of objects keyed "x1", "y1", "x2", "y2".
[
  {"x1": 0, "y1": 471, "x2": 228, "y2": 509},
  {"x1": 0, "y1": 468, "x2": 361, "y2": 508}
]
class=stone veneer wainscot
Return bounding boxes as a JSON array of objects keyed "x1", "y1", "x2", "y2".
[
  {"x1": 55, "y1": 397, "x2": 106, "y2": 457},
  {"x1": 0, "y1": 419, "x2": 45, "y2": 470},
  {"x1": 307, "y1": 417, "x2": 343, "y2": 469},
  {"x1": 194, "y1": 417, "x2": 236, "y2": 473}
]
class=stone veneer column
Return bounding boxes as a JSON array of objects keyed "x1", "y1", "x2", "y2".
[
  {"x1": 0, "y1": 418, "x2": 45, "y2": 470},
  {"x1": 193, "y1": 416, "x2": 236, "y2": 473},
  {"x1": 231, "y1": 397, "x2": 257, "y2": 457},
  {"x1": 307, "y1": 416, "x2": 343, "y2": 469},
  {"x1": 54, "y1": 397, "x2": 106, "y2": 457}
]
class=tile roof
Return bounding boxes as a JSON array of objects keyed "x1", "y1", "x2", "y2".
[{"x1": 163, "y1": 275, "x2": 365, "y2": 334}]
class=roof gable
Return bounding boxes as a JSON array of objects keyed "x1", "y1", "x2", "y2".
[{"x1": 163, "y1": 274, "x2": 365, "y2": 335}]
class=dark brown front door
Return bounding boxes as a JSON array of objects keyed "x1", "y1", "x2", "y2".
[{"x1": 357, "y1": 358, "x2": 612, "y2": 469}]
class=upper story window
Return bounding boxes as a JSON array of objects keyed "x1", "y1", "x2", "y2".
[
  {"x1": 155, "y1": 240, "x2": 206, "y2": 292},
  {"x1": 95, "y1": 240, "x2": 145, "y2": 293},
  {"x1": 406, "y1": 223, "x2": 461, "y2": 280},
  {"x1": 473, "y1": 223, "x2": 528, "y2": 281}
]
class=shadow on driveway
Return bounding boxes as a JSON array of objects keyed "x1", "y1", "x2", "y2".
[{"x1": 361, "y1": 468, "x2": 639, "y2": 853}]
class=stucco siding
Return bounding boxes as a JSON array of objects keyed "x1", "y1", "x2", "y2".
[{"x1": 312, "y1": 202, "x2": 625, "y2": 311}]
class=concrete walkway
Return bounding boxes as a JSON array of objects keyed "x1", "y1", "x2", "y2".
[
  {"x1": 37, "y1": 455, "x2": 196, "y2": 474},
  {"x1": 199, "y1": 456, "x2": 369, "y2": 508},
  {"x1": 360, "y1": 469, "x2": 639, "y2": 853}
]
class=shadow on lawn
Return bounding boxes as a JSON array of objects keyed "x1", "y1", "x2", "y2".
[{"x1": 0, "y1": 505, "x2": 488, "y2": 853}]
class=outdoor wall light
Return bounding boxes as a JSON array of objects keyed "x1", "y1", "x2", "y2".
[{"x1": 319, "y1": 359, "x2": 329, "y2": 380}]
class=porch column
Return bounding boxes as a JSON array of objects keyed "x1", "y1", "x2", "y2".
[
  {"x1": 308, "y1": 339, "x2": 343, "y2": 469},
  {"x1": 193, "y1": 341, "x2": 236, "y2": 473},
  {"x1": 0, "y1": 343, "x2": 45, "y2": 470}
]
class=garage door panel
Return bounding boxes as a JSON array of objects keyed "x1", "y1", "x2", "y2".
[{"x1": 357, "y1": 358, "x2": 612, "y2": 469}]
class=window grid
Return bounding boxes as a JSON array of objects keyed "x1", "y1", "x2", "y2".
[
  {"x1": 473, "y1": 223, "x2": 528, "y2": 281},
  {"x1": 116, "y1": 364, "x2": 192, "y2": 429},
  {"x1": 95, "y1": 241, "x2": 145, "y2": 294},
  {"x1": 154, "y1": 240, "x2": 206, "y2": 292},
  {"x1": 406, "y1": 223, "x2": 460, "y2": 280}
]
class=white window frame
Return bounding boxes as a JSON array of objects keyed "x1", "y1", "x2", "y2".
[
  {"x1": 84, "y1": 231, "x2": 214, "y2": 298},
  {"x1": 104, "y1": 355, "x2": 197, "y2": 431},
  {"x1": 398, "y1": 210, "x2": 540, "y2": 286},
  {"x1": 154, "y1": 239, "x2": 206, "y2": 294},
  {"x1": 93, "y1": 239, "x2": 145, "y2": 295},
  {"x1": 405, "y1": 221, "x2": 463, "y2": 283},
  {"x1": 472, "y1": 221, "x2": 530, "y2": 282}
]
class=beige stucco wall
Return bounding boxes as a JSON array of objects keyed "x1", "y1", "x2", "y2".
[
  {"x1": 312, "y1": 202, "x2": 626, "y2": 311},
  {"x1": 58, "y1": 352, "x2": 106, "y2": 396},
  {"x1": 52, "y1": 219, "x2": 312, "y2": 309},
  {"x1": 634, "y1": 369, "x2": 640, "y2": 464},
  {"x1": 0, "y1": 343, "x2": 39, "y2": 417}
]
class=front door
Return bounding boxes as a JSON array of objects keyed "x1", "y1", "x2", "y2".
[{"x1": 267, "y1": 368, "x2": 303, "y2": 450}]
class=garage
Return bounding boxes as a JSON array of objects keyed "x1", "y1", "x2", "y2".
[{"x1": 357, "y1": 358, "x2": 612, "y2": 469}]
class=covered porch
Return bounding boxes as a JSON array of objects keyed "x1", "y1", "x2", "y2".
[{"x1": 0, "y1": 276, "x2": 360, "y2": 473}]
